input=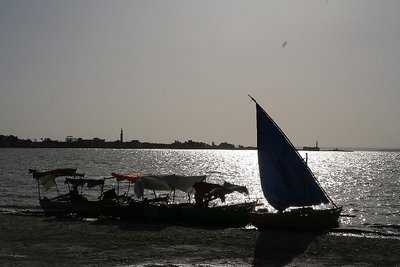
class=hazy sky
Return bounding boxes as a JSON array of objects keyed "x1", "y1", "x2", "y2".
[{"x1": 1, "y1": 1, "x2": 399, "y2": 148}]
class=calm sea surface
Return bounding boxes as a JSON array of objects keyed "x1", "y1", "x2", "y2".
[{"x1": 1, "y1": 148, "x2": 399, "y2": 236}]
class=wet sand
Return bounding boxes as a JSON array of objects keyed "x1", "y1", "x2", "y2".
[{"x1": 1, "y1": 213, "x2": 400, "y2": 266}]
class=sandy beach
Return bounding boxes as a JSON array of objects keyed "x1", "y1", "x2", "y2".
[{"x1": 1, "y1": 212, "x2": 399, "y2": 266}]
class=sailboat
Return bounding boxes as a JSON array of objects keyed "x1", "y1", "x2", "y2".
[{"x1": 248, "y1": 96, "x2": 342, "y2": 230}]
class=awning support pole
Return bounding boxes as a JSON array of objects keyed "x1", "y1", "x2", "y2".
[
  {"x1": 37, "y1": 179, "x2": 41, "y2": 200},
  {"x1": 55, "y1": 182, "x2": 60, "y2": 195}
]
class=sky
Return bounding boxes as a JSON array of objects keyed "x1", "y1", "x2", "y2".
[{"x1": 1, "y1": 0, "x2": 399, "y2": 148}]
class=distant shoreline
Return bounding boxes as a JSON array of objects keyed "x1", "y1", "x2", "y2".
[
  {"x1": 0, "y1": 134, "x2": 255, "y2": 150},
  {"x1": 299, "y1": 148, "x2": 400, "y2": 152},
  {"x1": 1, "y1": 135, "x2": 399, "y2": 152}
]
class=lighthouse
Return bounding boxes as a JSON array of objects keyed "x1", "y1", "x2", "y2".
[{"x1": 120, "y1": 128, "x2": 123, "y2": 142}]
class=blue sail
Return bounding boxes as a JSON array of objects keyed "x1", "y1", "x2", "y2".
[{"x1": 255, "y1": 103, "x2": 330, "y2": 211}]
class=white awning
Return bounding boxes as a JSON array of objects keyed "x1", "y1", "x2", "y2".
[{"x1": 134, "y1": 174, "x2": 206, "y2": 198}]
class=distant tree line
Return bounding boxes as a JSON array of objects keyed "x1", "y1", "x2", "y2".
[
  {"x1": 0, "y1": 135, "x2": 34, "y2": 147},
  {"x1": 0, "y1": 135, "x2": 255, "y2": 150}
]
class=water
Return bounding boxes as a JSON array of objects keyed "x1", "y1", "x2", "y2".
[{"x1": 0, "y1": 148, "x2": 399, "y2": 236}]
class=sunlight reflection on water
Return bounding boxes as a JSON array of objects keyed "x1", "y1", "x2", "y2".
[
  {"x1": 303, "y1": 151, "x2": 400, "y2": 230},
  {"x1": 0, "y1": 148, "x2": 399, "y2": 233}
]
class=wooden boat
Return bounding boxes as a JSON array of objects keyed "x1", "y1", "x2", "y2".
[
  {"x1": 134, "y1": 176, "x2": 256, "y2": 226},
  {"x1": 133, "y1": 174, "x2": 204, "y2": 222},
  {"x1": 30, "y1": 168, "x2": 85, "y2": 216},
  {"x1": 248, "y1": 96, "x2": 342, "y2": 230},
  {"x1": 30, "y1": 168, "x2": 143, "y2": 218}
]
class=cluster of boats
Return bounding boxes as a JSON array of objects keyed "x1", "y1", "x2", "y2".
[
  {"x1": 29, "y1": 97, "x2": 342, "y2": 230},
  {"x1": 29, "y1": 168, "x2": 256, "y2": 227}
]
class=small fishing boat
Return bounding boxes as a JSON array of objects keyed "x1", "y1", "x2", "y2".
[
  {"x1": 177, "y1": 181, "x2": 257, "y2": 226},
  {"x1": 30, "y1": 168, "x2": 138, "y2": 218},
  {"x1": 132, "y1": 175, "x2": 256, "y2": 225},
  {"x1": 30, "y1": 168, "x2": 89, "y2": 216},
  {"x1": 133, "y1": 174, "x2": 205, "y2": 222},
  {"x1": 248, "y1": 96, "x2": 342, "y2": 230}
]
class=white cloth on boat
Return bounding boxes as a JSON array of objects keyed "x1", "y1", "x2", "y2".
[
  {"x1": 38, "y1": 175, "x2": 57, "y2": 191},
  {"x1": 134, "y1": 174, "x2": 206, "y2": 198},
  {"x1": 162, "y1": 175, "x2": 206, "y2": 193}
]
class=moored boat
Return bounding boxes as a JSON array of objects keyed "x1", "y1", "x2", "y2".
[
  {"x1": 133, "y1": 175, "x2": 256, "y2": 225},
  {"x1": 30, "y1": 168, "x2": 141, "y2": 218},
  {"x1": 30, "y1": 168, "x2": 86, "y2": 216},
  {"x1": 248, "y1": 96, "x2": 342, "y2": 230}
]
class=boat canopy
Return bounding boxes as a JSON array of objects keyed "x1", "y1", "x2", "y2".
[
  {"x1": 111, "y1": 172, "x2": 149, "y2": 183},
  {"x1": 193, "y1": 181, "x2": 249, "y2": 202},
  {"x1": 134, "y1": 174, "x2": 206, "y2": 198},
  {"x1": 65, "y1": 178, "x2": 104, "y2": 188},
  {"x1": 222, "y1": 181, "x2": 249, "y2": 195},
  {"x1": 29, "y1": 168, "x2": 85, "y2": 191},
  {"x1": 29, "y1": 168, "x2": 84, "y2": 179},
  {"x1": 254, "y1": 101, "x2": 330, "y2": 211}
]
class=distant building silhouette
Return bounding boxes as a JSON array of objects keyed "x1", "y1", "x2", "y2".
[
  {"x1": 302, "y1": 140, "x2": 320, "y2": 151},
  {"x1": 65, "y1": 136, "x2": 77, "y2": 142},
  {"x1": 0, "y1": 134, "x2": 253, "y2": 150}
]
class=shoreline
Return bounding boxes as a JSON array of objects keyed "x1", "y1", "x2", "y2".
[{"x1": 1, "y1": 213, "x2": 400, "y2": 266}]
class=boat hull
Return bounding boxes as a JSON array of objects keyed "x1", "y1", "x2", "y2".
[
  {"x1": 250, "y1": 207, "x2": 342, "y2": 230},
  {"x1": 39, "y1": 198, "x2": 143, "y2": 219},
  {"x1": 40, "y1": 197, "x2": 257, "y2": 227},
  {"x1": 181, "y1": 202, "x2": 257, "y2": 227},
  {"x1": 40, "y1": 199, "x2": 73, "y2": 216}
]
